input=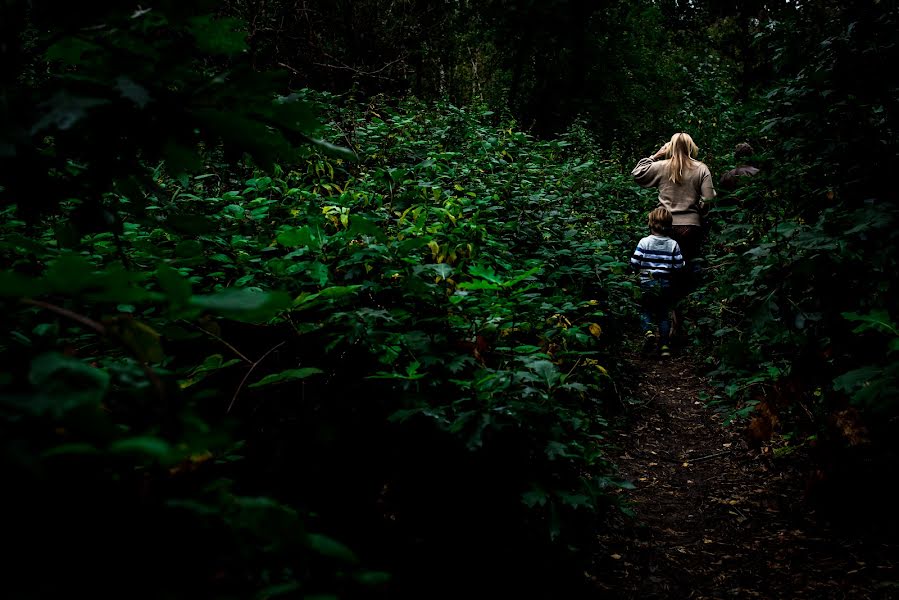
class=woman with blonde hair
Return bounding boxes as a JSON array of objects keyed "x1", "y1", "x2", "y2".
[{"x1": 631, "y1": 132, "x2": 716, "y2": 337}]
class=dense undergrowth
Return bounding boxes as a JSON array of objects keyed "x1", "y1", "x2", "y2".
[
  {"x1": 697, "y1": 3, "x2": 899, "y2": 533},
  {"x1": 1, "y1": 85, "x2": 660, "y2": 595}
]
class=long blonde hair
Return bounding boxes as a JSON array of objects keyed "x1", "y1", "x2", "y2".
[{"x1": 665, "y1": 132, "x2": 699, "y2": 184}]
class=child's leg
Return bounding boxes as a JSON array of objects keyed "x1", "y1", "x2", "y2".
[
  {"x1": 658, "y1": 306, "x2": 672, "y2": 346},
  {"x1": 658, "y1": 281, "x2": 675, "y2": 346},
  {"x1": 639, "y1": 280, "x2": 660, "y2": 350}
]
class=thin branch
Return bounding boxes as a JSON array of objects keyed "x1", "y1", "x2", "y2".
[
  {"x1": 22, "y1": 298, "x2": 106, "y2": 335},
  {"x1": 227, "y1": 341, "x2": 286, "y2": 414},
  {"x1": 688, "y1": 449, "x2": 734, "y2": 463},
  {"x1": 564, "y1": 357, "x2": 582, "y2": 380},
  {"x1": 180, "y1": 319, "x2": 252, "y2": 363},
  {"x1": 276, "y1": 61, "x2": 300, "y2": 75},
  {"x1": 312, "y1": 52, "x2": 405, "y2": 79},
  {"x1": 21, "y1": 298, "x2": 165, "y2": 399}
]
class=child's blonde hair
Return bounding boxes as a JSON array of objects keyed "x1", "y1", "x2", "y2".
[{"x1": 648, "y1": 206, "x2": 673, "y2": 234}]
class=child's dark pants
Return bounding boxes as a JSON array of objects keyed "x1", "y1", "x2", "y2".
[{"x1": 640, "y1": 278, "x2": 675, "y2": 345}]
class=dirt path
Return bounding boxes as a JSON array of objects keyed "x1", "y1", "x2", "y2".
[{"x1": 590, "y1": 353, "x2": 898, "y2": 599}]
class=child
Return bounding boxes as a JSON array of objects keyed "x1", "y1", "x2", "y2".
[{"x1": 630, "y1": 206, "x2": 686, "y2": 357}]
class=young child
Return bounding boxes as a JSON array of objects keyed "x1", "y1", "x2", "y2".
[{"x1": 630, "y1": 206, "x2": 686, "y2": 356}]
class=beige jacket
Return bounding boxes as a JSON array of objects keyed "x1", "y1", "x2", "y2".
[{"x1": 631, "y1": 157, "x2": 716, "y2": 226}]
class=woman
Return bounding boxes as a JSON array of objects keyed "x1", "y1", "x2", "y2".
[{"x1": 631, "y1": 132, "x2": 716, "y2": 338}]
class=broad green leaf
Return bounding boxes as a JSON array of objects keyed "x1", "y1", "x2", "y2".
[
  {"x1": 191, "y1": 289, "x2": 292, "y2": 321},
  {"x1": 31, "y1": 92, "x2": 110, "y2": 133},
  {"x1": 112, "y1": 318, "x2": 165, "y2": 363},
  {"x1": 0, "y1": 270, "x2": 45, "y2": 298},
  {"x1": 109, "y1": 436, "x2": 173, "y2": 461},
  {"x1": 842, "y1": 310, "x2": 898, "y2": 336},
  {"x1": 43, "y1": 254, "x2": 95, "y2": 293},
  {"x1": 354, "y1": 571, "x2": 391, "y2": 585},
  {"x1": 468, "y1": 263, "x2": 503, "y2": 284},
  {"x1": 277, "y1": 225, "x2": 323, "y2": 250},
  {"x1": 308, "y1": 137, "x2": 357, "y2": 162},
  {"x1": 175, "y1": 239, "x2": 204, "y2": 258},
  {"x1": 41, "y1": 443, "x2": 101, "y2": 458},
  {"x1": 248, "y1": 367, "x2": 323, "y2": 388},
  {"x1": 292, "y1": 285, "x2": 360, "y2": 310},
  {"x1": 256, "y1": 582, "x2": 301, "y2": 599},
  {"x1": 306, "y1": 261, "x2": 329, "y2": 286},
  {"x1": 306, "y1": 533, "x2": 359, "y2": 564},
  {"x1": 270, "y1": 93, "x2": 320, "y2": 134},
  {"x1": 833, "y1": 366, "x2": 881, "y2": 394},
  {"x1": 157, "y1": 264, "x2": 193, "y2": 305},
  {"x1": 27, "y1": 352, "x2": 110, "y2": 416}
]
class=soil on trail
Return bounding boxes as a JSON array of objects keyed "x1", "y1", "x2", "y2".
[{"x1": 590, "y1": 353, "x2": 899, "y2": 599}]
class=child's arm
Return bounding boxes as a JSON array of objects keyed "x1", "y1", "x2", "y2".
[
  {"x1": 630, "y1": 242, "x2": 644, "y2": 272},
  {"x1": 671, "y1": 242, "x2": 686, "y2": 270}
]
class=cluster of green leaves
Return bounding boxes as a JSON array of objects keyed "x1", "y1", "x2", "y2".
[
  {"x1": 2, "y1": 52, "x2": 653, "y2": 593},
  {"x1": 700, "y1": 1, "x2": 899, "y2": 470},
  {"x1": 1, "y1": 0, "x2": 348, "y2": 233}
]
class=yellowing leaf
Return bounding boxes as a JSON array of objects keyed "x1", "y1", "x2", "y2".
[{"x1": 588, "y1": 323, "x2": 602, "y2": 338}]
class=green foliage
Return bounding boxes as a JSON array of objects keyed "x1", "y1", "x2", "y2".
[
  {"x1": 1, "y1": 72, "x2": 647, "y2": 593},
  {"x1": 0, "y1": 0, "x2": 328, "y2": 236},
  {"x1": 701, "y1": 1, "x2": 899, "y2": 469}
]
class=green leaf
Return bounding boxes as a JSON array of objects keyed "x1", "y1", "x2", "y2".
[
  {"x1": 292, "y1": 285, "x2": 361, "y2": 311},
  {"x1": 306, "y1": 261, "x2": 329, "y2": 286},
  {"x1": 256, "y1": 582, "x2": 301, "y2": 599},
  {"x1": 113, "y1": 318, "x2": 165, "y2": 363},
  {"x1": 527, "y1": 359, "x2": 560, "y2": 387},
  {"x1": 109, "y1": 436, "x2": 173, "y2": 461},
  {"x1": 833, "y1": 366, "x2": 881, "y2": 394},
  {"x1": 270, "y1": 93, "x2": 320, "y2": 134},
  {"x1": 429, "y1": 263, "x2": 453, "y2": 280},
  {"x1": 277, "y1": 226, "x2": 323, "y2": 250},
  {"x1": 175, "y1": 239, "x2": 204, "y2": 258},
  {"x1": 558, "y1": 492, "x2": 592, "y2": 509},
  {"x1": 308, "y1": 137, "x2": 357, "y2": 162},
  {"x1": 45, "y1": 37, "x2": 97, "y2": 64},
  {"x1": 27, "y1": 353, "x2": 110, "y2": 416},
  {"x1": 469, "y1": 263, "x2": 503, "y2": 284},
  {"x1": 348, "y1": 216, "x2": 388, "y2": 241},
  {"x1": 43, "y1": 255, "x2": 95, "y2": 293},
  {"x1": 166, "y1": 213, "x2": 217, "y2": 235},
  {"x1": 157, "y1": 264, "x2": 193, "y2": 305},
  {"x1": 116, "y1": 77, "x2": 151, "y2": 108},
  {"x1": 31, "y1": 92, "x2": 110, "y2": 133},
  {"x1": 0, "y1": 270, "x2": 45, "y2": 298},
  {"x1": 354, "y1": 571, "x2": 391, "y2": 586},
  {"x1": 842, "y1": 310, "x2": 898, "y2": 336},
  {"x1": 248, "y1": 367, "x2": 323, "y2": 388},
  {"x1": 188, "y1": 16, "x2": 248, "y2": 56},
  {"x1": 41, "y1": 443, "x2": 102, "y2": 458},
  {"x1": 522, "y1": 488, "x2": 548, "y2": 508},
  {"x1": 306, "y1": 533, "x2": 359, "y2": 564},
  {"x1": 190, "y1": 289, "x2": 292, "y2": 321}
]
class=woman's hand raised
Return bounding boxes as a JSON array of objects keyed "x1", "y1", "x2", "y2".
[{"x1": 652, "y1": 142, "x2": 671, "y2": 160}]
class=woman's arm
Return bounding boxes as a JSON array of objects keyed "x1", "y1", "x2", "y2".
[
  {"x1": 631, "y1": 142, "x2": 670, "y2": 187},
  {"x1": 700, "y1": 164, "x2": 716, "y2": 200}
]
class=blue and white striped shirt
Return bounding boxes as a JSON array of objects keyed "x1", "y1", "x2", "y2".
[{"x1": 630, "y1": 234, "x2": 685, "y2": 282}]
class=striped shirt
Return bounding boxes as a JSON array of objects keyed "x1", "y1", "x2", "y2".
[{"x1": 630, "y1": 234, "x2": 685, "y2": 282}]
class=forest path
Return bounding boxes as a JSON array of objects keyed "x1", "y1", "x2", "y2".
[{"x1": 589, "y1": 352, "x2": 897, "y2": 599}]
